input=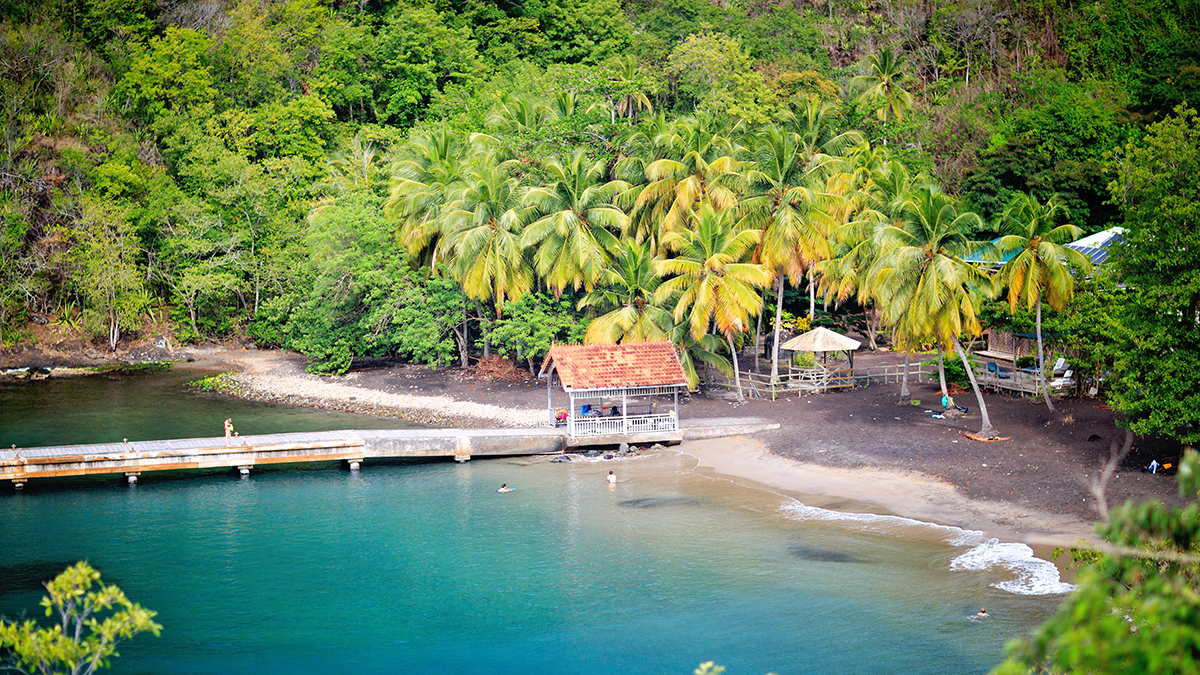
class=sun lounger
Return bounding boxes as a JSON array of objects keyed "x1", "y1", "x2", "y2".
[{"x1": 1052, "y1": 357, "x2": 1067, "y2": 376}]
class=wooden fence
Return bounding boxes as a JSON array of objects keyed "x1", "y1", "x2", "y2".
[{"x1": 704, "y1": 362, "x2": 934, "y2": 399}]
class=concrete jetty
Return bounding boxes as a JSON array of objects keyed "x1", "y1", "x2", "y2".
[{"x1": 1, "y1": 418, "x2": 778, "y2": 489}]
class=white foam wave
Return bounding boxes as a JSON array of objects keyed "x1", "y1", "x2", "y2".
[
  {"x1": 950, "y1": 538, "x2": 1076, "y2": 595},
  {"x1": 779, "y1": 501, "x2": 983, "y2": 547}
]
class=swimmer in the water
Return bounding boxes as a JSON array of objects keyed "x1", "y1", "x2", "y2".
[
  {"x1": 976, "y1": 608, "x2": 988, "y2": 618},
  {"x1": 607, "y1": 470, "x2": 617, "y2": 484},
  {"x1": 497, "y1": 484, "x2": 512, "y2": 493}
]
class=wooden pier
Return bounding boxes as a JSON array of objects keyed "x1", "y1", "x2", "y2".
[{"x1": 1, "y1": 418, "x2": 779, "y2": 489}]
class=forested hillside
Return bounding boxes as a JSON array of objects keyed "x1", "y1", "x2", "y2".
[{"x1": 2, "y1": 0, "x2": 1198, "y2": 439}]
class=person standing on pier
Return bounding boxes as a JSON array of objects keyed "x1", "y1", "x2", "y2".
[{"x1": 224, "y1": 419, "x2": 233, "y2": 446}]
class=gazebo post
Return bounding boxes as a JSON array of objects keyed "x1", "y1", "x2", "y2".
[
  {"x1": 622, "y1": 390, "x2": 628, "y2": 435},
  {"x1": 568, "y1": 390, "x2": 576, "y2": 437},
  {"x1": 673, "y1": 388, "x2": 679, "y2": 430},
  {"x1": 546, "y1": 363, "x2": 555, "y2": 426}
]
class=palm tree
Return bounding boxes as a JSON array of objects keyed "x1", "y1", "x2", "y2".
[
  {"x1": 486, "y1": 93, "x2": 556, "y2": 134},
  {"x1": 521, "y1": 149, "x2": 628, "y2": 296},
  {"x1": 626, "y1": 114, "x2": 743, "y2": 239},
  {"x1": 821, "y1": 156, "x2": 919, "y2": 399},
  {"x1": 851, "y1": 49, "x2": 914, "y2": 144},
  {"x1": 996, "y1": 193, "x2": 1091, "y2": 412},
  {"x1": 739, "y1": 125, "x2": 835, "y2": 384},
  {"x1": 384, "y1": 127, "x2": 467, "y2": 263},
  {"x1": 784, "y1": 97, "x2": 865, "y2": 162},
  {"x1": 871, "y1": 186, "x2": 1000, "y2": 438},
  {"x1": 578, "y1": 240, "x2": 671, "y2": 344},
  {"x1": 438, "y1": 158, "x2": 534, "y2": 316},
  {"x1": 656, "y1": 202, "x2": 771, "y2": 402}
]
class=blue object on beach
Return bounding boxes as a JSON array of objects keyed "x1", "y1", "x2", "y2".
[
  {"x1": 581, "y1": 404, "x2": 590, "y2": 415},
  {"x1": 932, "y1": 413, "x2": 946, "y2": 419}
]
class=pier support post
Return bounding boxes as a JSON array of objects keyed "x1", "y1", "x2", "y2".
[
  {"x1": 126, "y1": 472, "x2": 140, "y2": 485},
  {"x1": 346, "y1": 459, "x2": 362, "y2": 471},
  {"x1": 12, "y1": 480, "x2": 25, "y2": 491},
  {"x1": 238, "y1": 465, "x2": 252, "y2": 477}
]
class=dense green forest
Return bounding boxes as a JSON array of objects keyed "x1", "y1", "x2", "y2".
[{"x1": 1, "y1": 0, "x2": 1198, "y2": 442}]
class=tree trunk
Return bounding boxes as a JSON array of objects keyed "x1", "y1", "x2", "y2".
[
  {"x1": 474, "y1": 300, "x2": 490, "y2": 358},
  {"x1": 461, "y1": 299, "x2": 469, "y2": 367},
  {"x1": 1037, "y1": 296, "x2": 1057, "y2": 413},
  {"x1": 952, "y1": 336, "x2": 996, "y2": 438},
  {"x1": 938, "y1": 346, "x2": 949, "y2": 404},
  {"x1": 808, "y1": 276, "x2": 815, "y2": 319},
  {"x1": 754, "y1": 287, "x2": 765, "y2": 374},
  {"x1": 866, "y1": 308, "x2": 879, "y2": 350},
  {"x1": 770, "y1": 276, "x2": 785, "y2": 385},
  {"x1": 899, "y1": 351, "x2": 911, "y2": 403},
  {"x1": 108, "y1": 305, "x2": 118, "y2": 351},
  {"x1": 728, "y1": 332, "x2": 744, "y2": 403}
]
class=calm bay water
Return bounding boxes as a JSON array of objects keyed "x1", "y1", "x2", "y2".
[{"x1": 0, "y1": 366, "x2": 1064, "y2": 674}]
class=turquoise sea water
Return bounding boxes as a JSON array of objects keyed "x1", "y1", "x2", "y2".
[{"x1": 0, "y1": 368, "x2": 1064, "y2": 674}]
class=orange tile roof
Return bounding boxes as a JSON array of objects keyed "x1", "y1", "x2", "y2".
[{"x1": 543, "y1": 342, "x2": 687, "y2": 390}]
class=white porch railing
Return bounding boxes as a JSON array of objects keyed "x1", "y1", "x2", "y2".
[{"x1": 570, "y1": 413, "x2": 678, "y2": 437}]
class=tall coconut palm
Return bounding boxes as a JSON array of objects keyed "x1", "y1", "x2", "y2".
[
  {"x1": 578, "y1": 240, "x2": 671, "y2": 344},
  {"x1": 626, "y1": 114, "x2": 743, "y2": 239},
  {"x1": 821, "y1": 157, "x2": 919, "y2": 399},
  {"x1": 521, "y1": 149, "x2": 628, "y2": 296},
  {"x1": 739, "y1": 124, "x2": 835, "y2": 384},
  {"x1": 438, "y1": 159, "x2": 534, "y2": 316},
  {"x1": 871, "y1": 186, "x2": 999, "y2": 437},
  {"x1": 656, "y1": 202, "x2": 771, "y2": 402},
  {"x1": 996, "y1": 193, "x2": 1091, "y2": 412},
  {"x1": 851, "y1": 49, "x2": 914, "y2": 144}
]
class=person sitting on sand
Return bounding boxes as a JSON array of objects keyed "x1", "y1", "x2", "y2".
[
  {"x1": 976, "y1": 608, "x2": 988, "y2": 618},
  {"x1": 497, "y1": 484, "x2": 513, "y2": 493},
  {"x1": 607, "y1": 470, "x2": 617, "y2": 484}
]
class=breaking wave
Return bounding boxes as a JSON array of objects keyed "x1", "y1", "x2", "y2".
[
  {"x1": 779, "y1": 501, "x2": 983, "y2": 547},
  {"x1": 779, "y1": 501, "x2": 1075, "y2": 596},
  {"x1": 950, "y1": 538, "x2": 1076, "y2": 595}
]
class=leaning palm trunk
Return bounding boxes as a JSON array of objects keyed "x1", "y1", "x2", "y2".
[
  {"x1": 728, "y1": 333, "x2": 744, "y2": 402},
  {"x1": 937, "y1": 347, "x2": 949, "y2": 404},
  {"x1": 1037, "y1": 296, "x2": 1057, "y2": 413},
  {"x1": 770, "y1": 276, "x2": 785, "y2": 384},
  {"x1": 899, "y1": 352, "x2": 911, "y2": 403},
  {"x1": 952, "y1": 336, "x2": 997, "y2": 438}
]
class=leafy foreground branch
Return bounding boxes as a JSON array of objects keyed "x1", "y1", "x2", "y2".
[
  {"x1": 993, "y1": 449, "x2": 1200, "y2": 674},
  {"x1": 0, "y1": 562, "x2": 161, "y2": 675}
]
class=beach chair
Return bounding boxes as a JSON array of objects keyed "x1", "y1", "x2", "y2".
[
  {"x1": 987, "y1": 362, "x2": 1011, "y2": 379},
  {"x1": 1050, "y1": 369, "x2": 1075, "y2": 390},
  {"x1": 1052, "y1": 358, "x2": 1067, "y2": 376}
]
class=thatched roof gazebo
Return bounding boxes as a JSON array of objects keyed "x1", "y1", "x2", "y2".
[
  {"x1": 779, "y1": 327, "x2": 862, "y2": 393},
  {"x1": 539, "y1": 342, "x2": 688, "y2": 443},
  {"x1": 781, "y1": 326, "x2": 861, "y2": 362}
]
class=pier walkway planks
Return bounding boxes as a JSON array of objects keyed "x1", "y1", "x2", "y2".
[{"x1": 2, "y1": 418, "x2": 778, "y2": 488}]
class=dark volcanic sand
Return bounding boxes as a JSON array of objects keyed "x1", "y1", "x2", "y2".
[{"x1": 332, "y1": 349, "x2": 1187, "y2": 525}]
